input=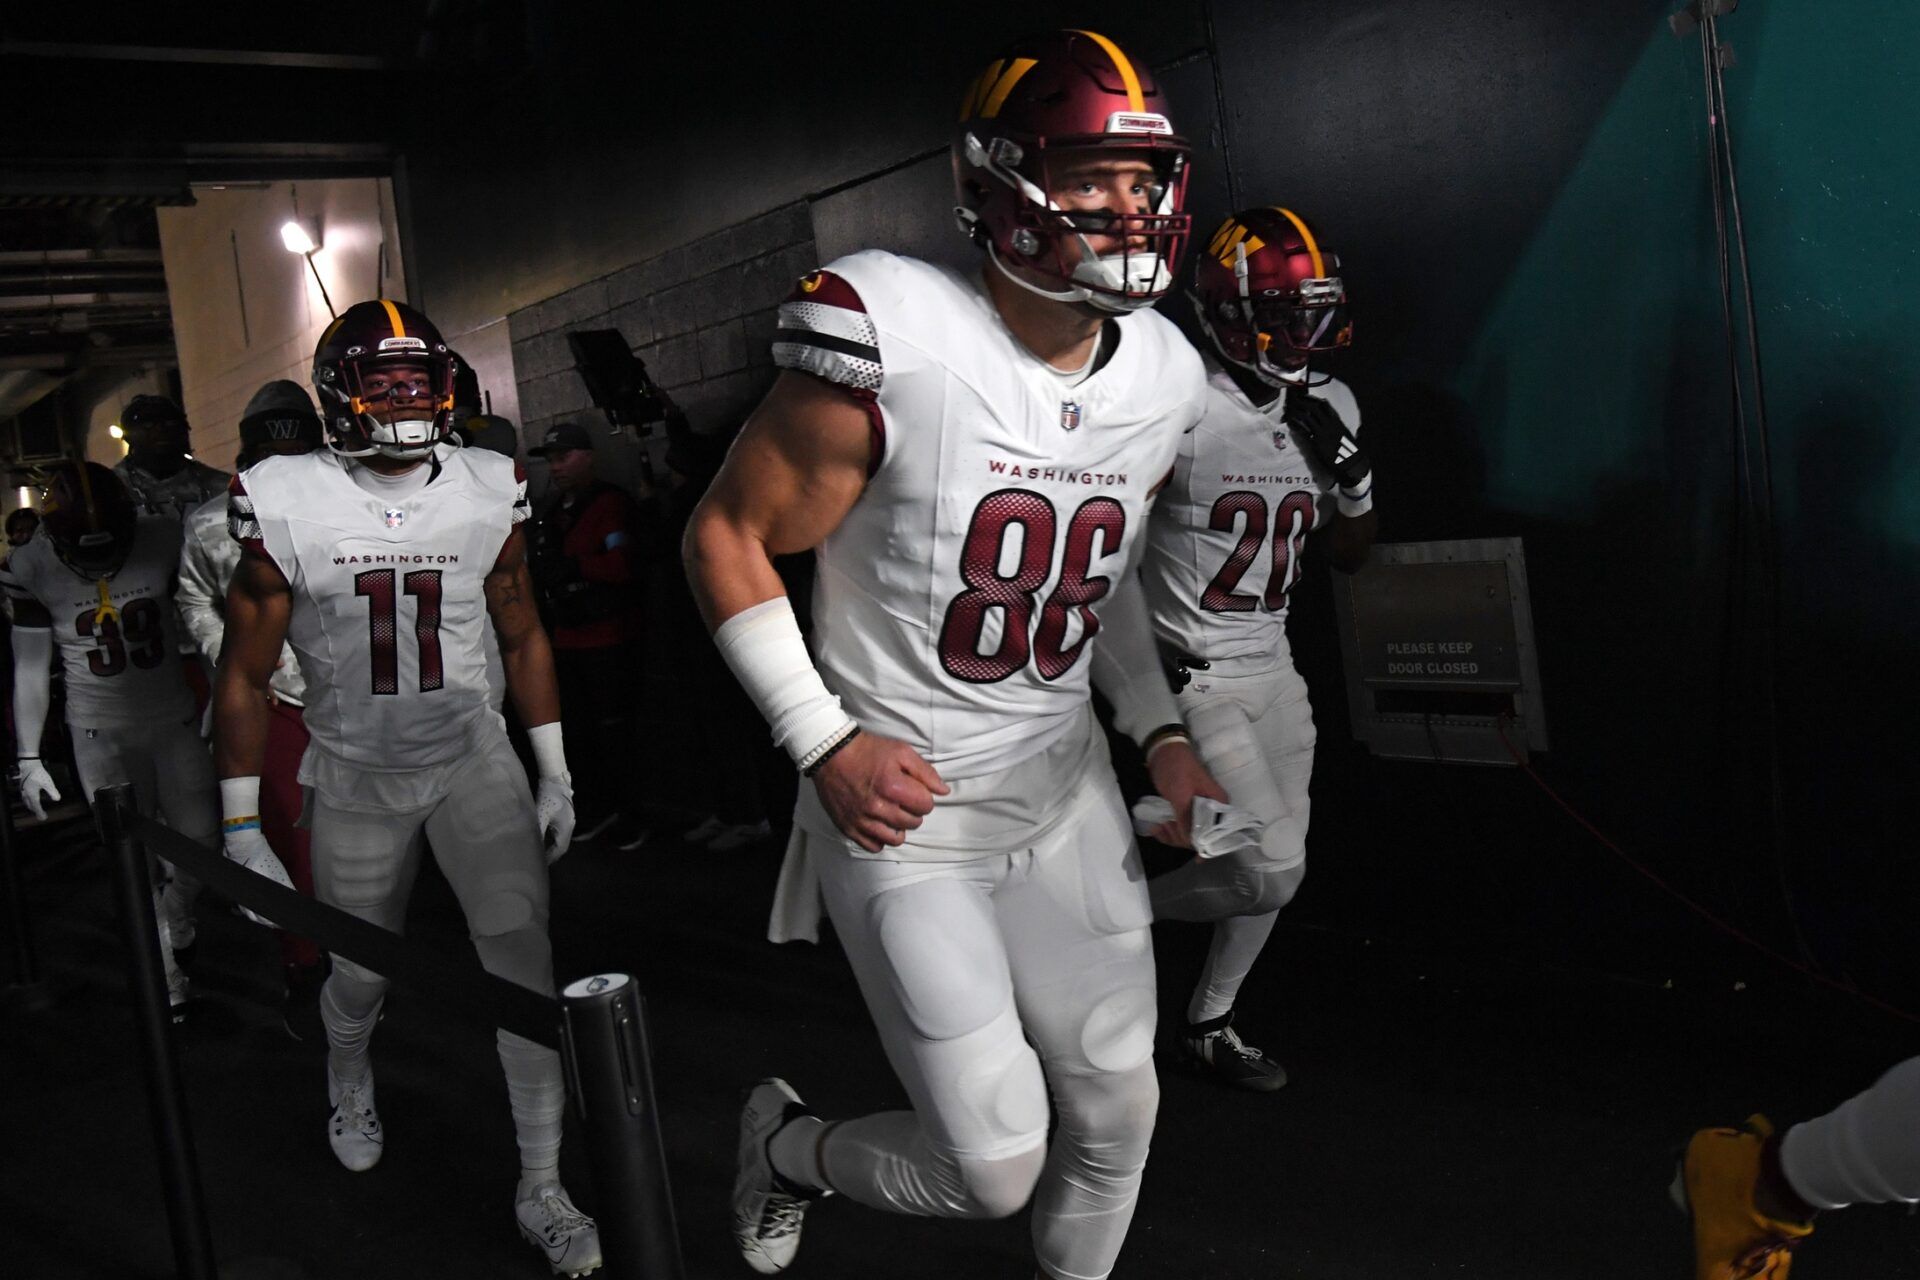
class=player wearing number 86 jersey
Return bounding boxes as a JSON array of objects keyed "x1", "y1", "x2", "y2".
[{"x1": 688, "y1": 30, "x2": 1228, "y2": 1280}]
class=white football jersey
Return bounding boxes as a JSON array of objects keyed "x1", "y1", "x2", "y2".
[
  {"x1": 1141, "y1": 365, "x2": 1359, "y2": 675},
  {"x1": 230, "y1": 446, "x2": 529, "y2": 773},
  {"x1": 773, "y1": 250, "x2": 1207, "y2": 780},
  {"x1": 0, "y1": 517, "x2": 194, "y2": 726}
]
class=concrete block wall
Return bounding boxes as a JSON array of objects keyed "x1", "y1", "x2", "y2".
[{"x1": 507, "y1": 201, "x2": 816, "y2": 483}]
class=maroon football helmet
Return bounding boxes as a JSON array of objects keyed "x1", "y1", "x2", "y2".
[
  {"x1": 40, "y1": 461, "x2": 136, "y2": 576},
  {"x1": 953, "y1": 29, "x2": 1192, "y2": 313},
  {"x1": 1192, "y1": 207, "x2": 1352, "y2": 386},
  {"x1": 311, "y1": 299, "x2": 460, "y2": 459}
]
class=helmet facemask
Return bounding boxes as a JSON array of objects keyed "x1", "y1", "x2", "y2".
[
  {"x1": 316, "y1": 346, "x2": 459, "y2": 461},
  {"x1": 961, "y1": 132, "x2": 1191, "y2": 315},
  {"x1": 1199, "y1": 238, "x2": 1352, "y2": 389}
]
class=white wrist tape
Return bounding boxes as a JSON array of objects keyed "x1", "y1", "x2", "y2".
[
  {"x1": 528, "y1": 721, "x2": 569, "y2": 780},
  {"x1": 220, "y1": 775, "x2": 262, "y2": 822},
  {"x1": 1336, "y1": 472, "x2": 1374, "y2": 518},
  {"x1": 713, "y1": 596, "x2": 855, "y2": 768}
]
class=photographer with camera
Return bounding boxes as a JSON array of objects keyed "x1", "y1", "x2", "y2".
[{"x1": 526, "y1": 421, "x2": 645, "y2": 846}]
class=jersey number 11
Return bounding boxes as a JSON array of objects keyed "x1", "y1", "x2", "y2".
[{"x1": 354, "y1": 569, "x2": 445, "y2": 695}]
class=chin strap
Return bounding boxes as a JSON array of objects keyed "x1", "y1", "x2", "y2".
[{"x1": 93, "y1": 578, "x2": 119, "y2": 626}]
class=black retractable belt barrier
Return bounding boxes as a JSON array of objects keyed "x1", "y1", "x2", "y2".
[
  {"x1": 130, "y1": 809, "x2": 560, "y2": 1048},
  {"x1": 563, "y1": 974, "x2": 686, "y2": 1280},
  {"x1": 110, "y1": 793, "x2": 687, "y2": 1276},
  {"x1": 99, "y1": 785, "x2": 218, "y2": 1280},
  {"x1": 1, "y1": 791, "x2": 54, "y2": 1013}
]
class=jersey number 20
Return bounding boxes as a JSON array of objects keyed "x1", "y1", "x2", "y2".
[
  {"x1": 1202, "y1": 490, "x2": 1315, "y2": 613},
  {"x1": 355, "y1": 569, "x2": 444, "y2": 695},
  {"x1": 939, "y1": 488, "x2": 1125, "y2": 684}
]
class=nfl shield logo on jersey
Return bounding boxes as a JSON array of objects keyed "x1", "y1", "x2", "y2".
[
  {"x1": 1060, "y1": 400, "x2": 1083, "y2": 431},
  {"x1": 383, "y1": 507, "x2": 406, "y2": 529},
  {"x1": 1274, "y1": 428, "x2": 1289, "y2": 452}
]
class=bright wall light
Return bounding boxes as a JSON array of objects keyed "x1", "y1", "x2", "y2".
[
  {"x1": 15, "y1": 487, "x2": 31, "y2": 510},
  {"x1": 108, "y1": 423, "x2": 124, "y2": 440},
  {"x1": 280, "y1": 220, "x2": 318, "y2": 255}
]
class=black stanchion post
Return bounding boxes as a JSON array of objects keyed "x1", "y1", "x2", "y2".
[
  {"x1": 99, "y1": 784, "x2": 218, "y2": 1280},
  {"x1": 0, "y1": 791, "x2": 53, "y2": 1013},
  {"x1": 562, "y1": 973, "x2": 684, "y2": 1280}
]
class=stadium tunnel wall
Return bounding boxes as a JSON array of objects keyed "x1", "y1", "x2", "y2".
[{"x1": 389, "y1": 1, "x2": 1920, "y2": 1003}]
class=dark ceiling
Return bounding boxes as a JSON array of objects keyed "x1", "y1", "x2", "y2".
[{"x1": 0, "y1": 2, "x2": 531, "y2": 422}]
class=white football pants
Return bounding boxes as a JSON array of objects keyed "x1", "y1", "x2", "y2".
[
  {"x1": 309, "y1": 730, "x2": 564, "y2": 1180},
  {"x1": 803, "y1": 760, "x2": 1159, "y2": 1280},
  {"x1": 72, "y1": 715, "x2": 219, "y2": 964},
  {"x1": 1781, "y1": 1054, "x2": 1920, "y2": 1210},
  {"x1": 1149, "y1": 666, "x2": 1314, "y2": 1023}
]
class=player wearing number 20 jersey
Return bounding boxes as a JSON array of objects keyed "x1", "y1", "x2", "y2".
[{"x1": 1138, "y1": 206, "x2": 1377, "y2": 1093}]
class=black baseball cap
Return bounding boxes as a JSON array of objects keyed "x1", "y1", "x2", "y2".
[{"x1": 528, "y1": 422, "x2": 593, "y2": 456}]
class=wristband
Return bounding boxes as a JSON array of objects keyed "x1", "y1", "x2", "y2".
[
  {"x1": 801, "y1": 725, "x2": 861, "y2": 777},
  {"x1": 1142, "y1": 724, "x2": 1192, "y2": 762},
  {"x1": 220, "y1": 775, "x2": 262, "y2": 821},
  {"x1": 714, "y1": 597, "x2": 857, "y2": 768},
  {"x1": 222, "y1": 816, "x2": 262, "y2": 834},
  {"x1": 528, "y1": 721, "x2": 569, "y2": 780},
  {"x1": 1336, "y1": 472, "x2": 1374, "y2": 518}
]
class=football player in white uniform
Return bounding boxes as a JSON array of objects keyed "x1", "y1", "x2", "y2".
[
  {"x1": 685, "y1": 30, "x2": 1224, "y2": 1280},
  {"x1": 178, "y1": 380, "x2": 329, "y2": 1027},
  {"x1": 4, "y1": 462, "x2": 217, "y2": 1018},
  {"x1": 1139, "y1": 208, "x2": 1377, "y2": 1089},
  {"x1": 212, "y1": 301, "x2": 600, "y2": 1277}
]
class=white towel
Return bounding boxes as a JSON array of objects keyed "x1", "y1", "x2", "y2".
[
  {"x1": 767, "y1": 825, "x2": 825, "y2": 944},
  {"x1": 1130, "y1": 795, "x2": 1265, "y2": 860}
]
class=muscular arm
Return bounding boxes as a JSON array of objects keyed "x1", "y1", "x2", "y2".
[
  {"x1": 683, "y1": 370, "x2": 946, "y2": 852},
  {"x1": 683, "y1": 370, "x2": 872, "y2": 627},
  {"x1": 487, "y1": 527, "x2": 561, "y2": 729},
  {"x1": 1324, "y1": 507, "x2": 1378, "y2": 574},
  {"x1": 213, "y1": 549, "x2": 291, "y2": 780},
  {"x1": 215, "y1": 545, "x2": 291, "y2": 775}
]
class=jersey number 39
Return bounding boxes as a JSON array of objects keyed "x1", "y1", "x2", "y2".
[{"x1": 939, "y1": 488, "x2": 1125, "y2": 684}]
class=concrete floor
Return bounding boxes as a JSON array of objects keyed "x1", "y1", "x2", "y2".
[{"x1": 4, "y1": 808, "x2": 1919, "y2": 1280}]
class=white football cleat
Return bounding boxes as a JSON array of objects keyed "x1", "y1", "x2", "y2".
[
  {"x1": 326, "y1": 1066, "x2": 384, "y2": 1172},
  {"x1": 515, "y1": 1182, "x2": 603, "y2": 1277},
  {"x1": 733, "y1": 1078, "x2": 825, "y2": 1275}
]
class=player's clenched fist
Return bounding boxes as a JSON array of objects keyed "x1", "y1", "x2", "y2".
[
  {"x1": 812, "y1": 731, "x2": 951, "y2": 853},
  {"x1": 1145, "y1": 738, "x2": 1229, "y2": 850}
]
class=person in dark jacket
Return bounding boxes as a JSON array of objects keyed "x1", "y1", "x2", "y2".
[{"x1": 526, "y1": 422, "x2": 644, "y2": 844}]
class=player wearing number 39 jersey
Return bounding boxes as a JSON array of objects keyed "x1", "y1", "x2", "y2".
[
  {"x1": 1140, "y1": 207, "x2": 1378, "y2": 1091},
  {"x1": 214, "y1": 299, "x2": 601, "y2": 1276},
  {"x1": 4, "y1": 461, "x2": 215, "y2": 1019},
  {"x1": 686, "y1": 30, "x2": 1224, "y2": 1280}
]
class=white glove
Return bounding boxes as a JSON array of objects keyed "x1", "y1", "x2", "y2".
[
  {"x1": 1131, "y1": 795, "x2": 1266, "y2": 860},
  {"x1": 16, "y1": 757, "x2": 60, "y2": 820},
  {"x1": 536, "y1": 774, "x2": 576, "y2": 865},
  {"x1": 222, "y1": 825, "x2": 294, "y2": 927}
]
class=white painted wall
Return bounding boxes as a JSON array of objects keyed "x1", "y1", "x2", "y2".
[{"x1": 153, "y1": 179, "x2": 406, "y2": 466}]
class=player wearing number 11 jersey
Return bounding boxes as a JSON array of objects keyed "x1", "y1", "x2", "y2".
[
  {"x1": 687, "y1": 30, "x2": 1224, "y2": 1280},
  {"x1": 1140, "y1": 207, "x2": 1378, "y2": 1091},
  {"x1": 214, "y1": 299, "x2": 600, "y2": 1277}
]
